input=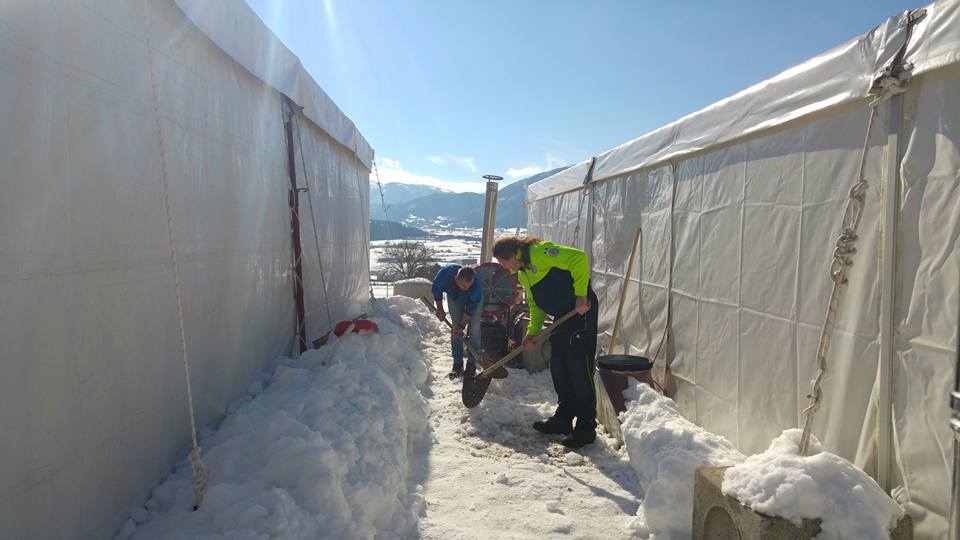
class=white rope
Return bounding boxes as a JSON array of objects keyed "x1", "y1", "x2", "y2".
[
  {"x1": 143, "y1": 0, "x2": 210, "y2": 509},
  {"x1": 372, "y1": 159, "x2": 395, "y2": 239},
  {"x1": 370, "y1": 159, "x2": 391, "y2": 301},
  {"x1": 572, "y1": 188, "x2": 589, "y2": 247},
  {"x1": 293, "y1": 112, "x2": 334, "y2": 332},
  {"x1": 797, "y1": 8, "x2": 920, "y2": 456},
  {"x1": 797, "y1": 73, "x2": 905, "y2": 455},
  {"x1": 572, "y1": 157, "x2": 596, "y2": 247}
]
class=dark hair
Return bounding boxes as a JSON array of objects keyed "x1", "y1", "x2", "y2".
[
  {"x1": 456, "y1": 266, "x2": 475, "y2": 282},
  {"x1": 492, "y1": 236, "x2": 541, "y2": 265}
]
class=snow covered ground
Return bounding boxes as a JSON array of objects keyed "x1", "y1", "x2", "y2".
[
  {"x1": 113, "y1": 295, "x2": 908, "y2": 540},
  {"x1": 117, "y1": 296, "x2": 643, "y2": 539},
  {"x1": 413, "y1": 312, "x2": 643, "y2": 539},
  {"x1": 369, "y1": 227, "x2": 525, "y2": 273},
  {"x1": 120, "y1": 297, "x2": 435, "y2": 539}
]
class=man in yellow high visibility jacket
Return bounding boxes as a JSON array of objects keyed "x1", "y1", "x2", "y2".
[{"x1": 493, "y1": 236, "x2": 599, "y2": 449}]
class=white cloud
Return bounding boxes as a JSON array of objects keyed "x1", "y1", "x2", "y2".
[
  {"x1": 373, "y1": 157, "x2": 486, "y2": 193},
  {"x1": 505, "y1": 153, "x2": 567, "y2": 179},
  {"x1": 446, "y1": 155, "x2": 477, "y2": 173},
  {"x1": 379, "y1": 157, "x2": 402, "y2": 169},
  {"x1": 426, "y1": 153, "x2": 477, "y2": 173},
  {"x1": 506, "y1": 165, "x2": 544, "y2": 178}
]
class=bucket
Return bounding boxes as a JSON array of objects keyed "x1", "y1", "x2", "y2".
[{"x1": 597, "y1": 354, "x2": 655, "y2": 414}]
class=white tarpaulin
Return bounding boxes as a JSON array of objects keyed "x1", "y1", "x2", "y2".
[
  {"x1": 527, "y1": 1, "x2": 959, "y2": 537},
  {"x1": 0, "y1": 1, "x2": 370, "y2": 538}
]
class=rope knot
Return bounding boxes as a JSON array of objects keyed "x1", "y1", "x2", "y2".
[
  {"x1": 869, "y1": 73, "x2": 909, "y2": 107},
  {"x1": 189, "y1": 447, "x2": 211, "y2": 510},
  {"x1": 848, "y1": 180, "x2": 868, "y2": 201}
]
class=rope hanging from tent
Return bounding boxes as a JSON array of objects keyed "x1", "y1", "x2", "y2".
[
  {"x1": 293, "y1": 111, "x2": 335, "y2": 333},
  {"x1": 372, "y1": 159, "x2": 396, "y2": 241},
  {"x1": 143, "y1": 0, "x2": 210, "y2": 510},
  {"x1": 651, "y1": 165, "x2": 679, "y2": 369},
  {"x1": 370, "y1": 159, "x2": 392, "y2": 301},
  {"x1": 572, "y1": 157, "x2": 597, "y2": 248},
  {"x1": 797, "y1": 52, "x2": 915, "y2": 455}
]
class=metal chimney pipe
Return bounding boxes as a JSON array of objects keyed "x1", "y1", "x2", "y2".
[{"x1": 479, "y1": 175, "x2": 502, "y2": 263}]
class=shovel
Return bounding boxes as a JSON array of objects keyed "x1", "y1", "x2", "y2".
[
  {"x1": 595, "y1": 226, "x2": 642, "y2": 444},
  {"x1": 419, "y1": 296, "x2": 486, "y2": 367},
  {"x1": 462, "y1": 308, "x2": 580, "y2": 408}
]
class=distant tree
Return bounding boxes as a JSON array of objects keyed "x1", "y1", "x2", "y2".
[{"x1": 380, "y1": 241, "x2": 439, "y2": 280}]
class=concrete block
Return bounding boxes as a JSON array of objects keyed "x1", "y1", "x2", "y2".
[{"x1": 692, "y1": 467, "x2": 913, "y2": 540}]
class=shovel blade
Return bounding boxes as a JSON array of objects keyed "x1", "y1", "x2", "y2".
[{"x1": 462, "y1": 374, "x2": 491, "y2": 408}]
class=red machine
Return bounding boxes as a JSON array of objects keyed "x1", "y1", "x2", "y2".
[{"x1": 475, "y1": 261, "x2": 529, "y2": 367}]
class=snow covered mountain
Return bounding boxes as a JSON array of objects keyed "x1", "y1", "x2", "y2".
[
  {"x1": 369, "y1": 219, "x2": 429, "y2": 241},
  {"x1": 370, "y1": 167, "x2": 568, "y2": 228},
  {"x1": 369, "y1": 183, "x2": 450, "y2": 221}
]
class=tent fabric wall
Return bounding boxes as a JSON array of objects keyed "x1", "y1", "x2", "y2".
[
  {"x1": 527, "y1": 189, "x2": 591, "y2": 252},
  {"x1": 292, "y1": 112, "x2": 371, "y2": 339},
  {"x1": 526, "y1": 2, "x2": 958, "y2": 537},
  {"x1": 173, "y1": 0, "x2": 374, "y2": 168},
  {"x1": 890, "y1": 62, "x2": 960, "y2": 536},
  {"x1": 0, "y1": 1, "x2": 370, "y2": 538}
]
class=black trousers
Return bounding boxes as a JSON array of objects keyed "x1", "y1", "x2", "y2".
[{"x1": 548, "y1": 287, "x2": 599, "y2": 433}]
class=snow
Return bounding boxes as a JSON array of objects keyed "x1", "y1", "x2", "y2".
[
  {"x1": 126, "y1": 296, "x2": 435, "y2": 539},
  {"x1": 119, "y1": 295, "x2": 643, "y2": 539},
  {"x1": 620, "y1": 382, "x2": 745, "y2": 540},
  {"x1": 721, "y1": 429, "x2": 905, "y2": 540},
  {"x1": 413, "y1": 299, "x2": 645, "y2": 539},
  {"x1": 393, "y1": 277, "x2": 433, "y2": 284},
  {"x1": 114, "y1": 290, "x2": 902, "y2": 540}
]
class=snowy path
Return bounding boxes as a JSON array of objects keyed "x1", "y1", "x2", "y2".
[
  {"x1": 117, "y1": 297, "x2": 642, "y2": 539},
  {"x1": 411, "y1": 316, "x2": 642, "y2": 539}
]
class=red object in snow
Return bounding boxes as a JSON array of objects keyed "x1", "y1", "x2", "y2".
[{"x1": 334, "y1": 319, "x2": 379, "y2": 336}]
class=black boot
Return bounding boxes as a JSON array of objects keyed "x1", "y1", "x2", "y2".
[
  {"x1": 533, "y1": 416, "x2": 573, "y2": 435},
  {"x1": 448, "y1": 365, "x2": 464, "y2": 381},
  {"x1": 561, "y1": 429, "x2": 596, "y2": 449}
]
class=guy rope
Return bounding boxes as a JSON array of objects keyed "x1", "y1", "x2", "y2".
[
  {"x1": 144, "y1": 0, "x2": 210, "y2": 509},
  {"x1": 798, "y1": 8, "x2": 925, "y2": 455}
]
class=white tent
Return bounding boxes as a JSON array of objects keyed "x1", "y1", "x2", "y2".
[
  {"x1": 526, "y1": 1, "x2": 959, "y2": 537},
  {"x1": 0, "y1": 0, "x2": 371, "y2": 538}
]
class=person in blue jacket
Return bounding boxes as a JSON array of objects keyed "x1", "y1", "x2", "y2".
[{"x1": 432, "y1": 264, "x2": 484, "y2": 380}]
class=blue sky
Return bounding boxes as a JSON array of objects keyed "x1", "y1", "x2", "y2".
[{"x1": 246, "y1": 0, "x2": 921, "y2": 192}]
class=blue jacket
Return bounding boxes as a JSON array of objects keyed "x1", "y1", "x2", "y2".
[{"x1": 432, "y1": 264, "x2": 483, "y2": 313}]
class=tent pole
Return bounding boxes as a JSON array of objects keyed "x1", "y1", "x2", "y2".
[
  {"x1": 282, "y1": 96, "x2": 308, "y2": 354},
  {"x1": 877, "y1": 92, "x2": 903, "y2": 492}
]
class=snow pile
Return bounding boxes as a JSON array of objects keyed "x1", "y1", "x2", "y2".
[
  {"x1": 121, "y1": 296, "x2": 439, "y2": 540},
  {"x1": 392, "y1": 277, "x2": 433, "y2": 284},
  {"x1": 620, "y1": 382, "x2": 745, "y2": 539},
  {"x1": 722, "y1": 429, "x2": 904, "y2": 539}
]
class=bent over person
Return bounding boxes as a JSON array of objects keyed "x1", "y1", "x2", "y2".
[
  {"x1": 493, "y1": 236, "x2": 599, "y2": 448},
  {"x1": 432, "y1": 264, "x2": 483, "y2": 380}
]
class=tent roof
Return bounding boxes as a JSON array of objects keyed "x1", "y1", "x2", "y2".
[
  {"x1": 174, "y1": 0, "x2": 374, "y2": 169},
  {"x1": 526, "y1": 0, "x2": 960, "y2": 204}
]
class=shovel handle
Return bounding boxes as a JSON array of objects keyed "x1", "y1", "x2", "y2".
[
  {"x1": 420, "y1": 297, "x2": 484, "y2": 362},
  {"x1": 323, "y1": 321, "x2": 356, "y2": 364},
  {"x1": 476, "y1": 308, "x2": 580, "y2": 379}
]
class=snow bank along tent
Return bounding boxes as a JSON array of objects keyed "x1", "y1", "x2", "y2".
[
  {"x1": 0, "y1": 0, "x2": 371, "y2": 537},
  {"x1": 525, "y1": 2, "x2": 959, "y2": 537}
]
